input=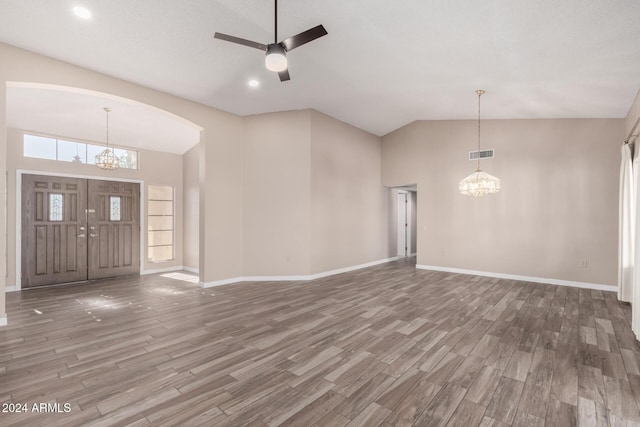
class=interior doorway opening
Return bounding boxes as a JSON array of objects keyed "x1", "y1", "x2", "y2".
[
  {"x1": 397, "y1": 190, "x2": 409, "y2": 257},
  {"x1": 391, "y1": 186, "x2": 417, "y2": 260}
]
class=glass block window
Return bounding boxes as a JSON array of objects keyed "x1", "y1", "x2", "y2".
[
  {"x1": 148, "y1": 185, "x2": 174, "y2": 262},
  {"x1": 24, "y1": 133, "x2": 138, "y2": 169},
  {"x1": 49, "y1": 193, "x2": 63, "y2": 221},
  {"x1": 110, "y1": 196, "x2": 121, "y2": 221}
]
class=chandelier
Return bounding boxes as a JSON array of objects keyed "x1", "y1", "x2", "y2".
[
  {"x1": 459, "y1": 90, "x2": 501, "y2": 196},
  {"x1": 95, "y1": 107, "x2": 120, "y2": 170}
]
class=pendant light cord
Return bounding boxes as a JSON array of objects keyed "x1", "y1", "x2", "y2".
[
  {"x1": 477, "y1": 90, "x2": 482, "y2": 172},
  {"x1": 106, "y1": 111, "x2": 109, "y2": 148},
  {"x1": 104, "y1": 107, "x2": 112, "y2": 149}
]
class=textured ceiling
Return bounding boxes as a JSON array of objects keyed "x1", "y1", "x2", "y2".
[{"x1": 0, "y1": 0, "x2": 639, "y2": 147}]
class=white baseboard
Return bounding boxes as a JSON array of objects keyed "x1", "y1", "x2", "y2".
[
  {"x1": 198, "y1": 277, "x2": 243, "y2": 288},
  {"x1": 416, "y1": 264, "x2": 617, "y2": 292},
  {"x1": 308, "y1": 257, "x2": 400, "y2": 280},
  {"x1": 198, "y1": 257, "x2": 400, "y2": 289},
  {"x1": 5, "y1": 286, "x2": 18, "y2": 293},
  {"x1": 183, "y1": 266, "x2": 199, "y2": 274},
  {"x1": 0, "y1": 316, "x2": 7, "y2": 326}
]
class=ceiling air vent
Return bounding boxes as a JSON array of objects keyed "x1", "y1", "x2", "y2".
[{"x1": 469, "y1": 149, "x2": 494, "y2": 160}]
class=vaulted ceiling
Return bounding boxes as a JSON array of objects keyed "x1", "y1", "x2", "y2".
[{"x1": 1, "y1": 0, "x2": 639, "y2": 150}]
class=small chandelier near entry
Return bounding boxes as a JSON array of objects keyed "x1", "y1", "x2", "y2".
[
  {"x1": 95, "y1": 107, "x2": 120, "y2": 170},
  {"x1": 459, "y1": 90, "x2": 501, "y2": 196}
]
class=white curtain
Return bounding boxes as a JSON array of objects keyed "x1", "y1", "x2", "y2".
[{"x1": 619, "y1": 143, "x2": 634, "y2": 302}]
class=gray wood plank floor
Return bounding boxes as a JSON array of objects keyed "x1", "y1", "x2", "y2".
[{"x1": 1, "y1": 258, "x2": 640, "y2": 426}]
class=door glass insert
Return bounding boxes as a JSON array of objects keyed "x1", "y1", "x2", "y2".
[
  {"x1": 49, "y1": 193, "x2": 63, "y2": 221},
  {"x1": 110, "y1": 196, "x2": 121, "y2": 221}
]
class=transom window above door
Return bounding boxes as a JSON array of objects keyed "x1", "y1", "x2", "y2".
[{"x1": 23, "y1": 133, "x2": 138, "y2": 169}]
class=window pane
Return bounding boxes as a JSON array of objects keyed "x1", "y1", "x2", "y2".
[
  {"x1": 110, "y1": 196, "x2": 121, "y2": 221},
  {"x1": 148, "y1": 186, "x2": 173, "y2": 200},
  {"x1": 148, "y1": 216, "x2": 173, "y2": 231},
  {"x1": 49, "y1": 194, "x2": 63, "y2": 221},
  {"x1": 148, "y1": 230, "x2": 173, "y2": 246},
  {"x1": 148, "y1": 185, "x2": 173, "y2": 262},
  {"x1": 114, "y1": 148, "x2": 138, "y2": 169},
  {"x1": 148, "y1": 245, "x2": 174, "y2": 262},
  {"x1": 86, "y1": 144, "x2": 104, "y2": 165},
  {"x1": 58, "y1": 139, "x2": 86, "y2": 163},
  {"x1": 23, "y1": 134, "x2": 137, "y2": 169},
  {"x1": 24, "y1": 134, "x2": 56, "y2": 160},
  {"x1": 148, "y1": 200, "x2": 173, "y2": 216}
]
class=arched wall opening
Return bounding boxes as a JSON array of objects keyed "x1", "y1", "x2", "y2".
[
  {"x1": 0, "y1": 42, "x2": 247, "y2": 326},
  {"x1": 5, "y1": 82, "x2": 204, "y2": 290}
]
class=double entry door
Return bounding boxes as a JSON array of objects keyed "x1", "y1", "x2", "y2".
[{"x1": 22, "y1": 174, "x2": 140, "y2": 288}]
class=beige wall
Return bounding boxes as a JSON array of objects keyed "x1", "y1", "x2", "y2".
[
  {"x1": 183, "y1": 144, "x2": 199, "y2": 271},
  {"x1": 383, "y1": 118, "x2": 623, "y2": 285},
  {"x1": 243, "y1": 110, "x2": 311, "y2": 276},
  {"x1": 310, "y1": 110, "x2": 389, "y2": 273},
  {"x1": 5, "y1": 128, "x2": 185, "y2": 286},
  {"x1": 627, "y1": 89, "x2": 640, "y2": 138},
  {"x1": 0, "y1": 42, "x2": 245, "y2": 314},
  {"x1": 242, "y1": 109, "x2": 390, "y2": 276}
]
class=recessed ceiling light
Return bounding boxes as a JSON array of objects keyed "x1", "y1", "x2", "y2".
[
  {"x1": 248, "y1": 80, "x2": 259, "y2": 88},
  {"x1": 73, "y1": 6, "x2": 92, "y2": 20}
]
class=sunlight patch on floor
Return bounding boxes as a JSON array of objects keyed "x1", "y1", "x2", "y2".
[{"x1": 161, "y1": 272, "x2": 199, "y2": 284}]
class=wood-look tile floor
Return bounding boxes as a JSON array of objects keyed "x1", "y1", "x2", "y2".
[{"x1": 1, "y1": 258, "x2": 640, "y2": 426}]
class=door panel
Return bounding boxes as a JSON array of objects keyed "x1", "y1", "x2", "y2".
[
  {"x1": 87, "y1": 180, "x2": 140, "y2": 280},
  {"x1": 22, "y1": 174, "x2": 88, "y2": 288}
]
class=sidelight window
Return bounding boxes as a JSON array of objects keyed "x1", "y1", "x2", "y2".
[{"x1": 147, "y1": 185, "x2": 174, "y2": 262}]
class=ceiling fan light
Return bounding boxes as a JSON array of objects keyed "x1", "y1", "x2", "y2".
[{"x1": 265, "y1": 44, "x2": 287, "y2": 72}]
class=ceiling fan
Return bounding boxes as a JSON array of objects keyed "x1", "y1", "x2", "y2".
[{"x1": 214, "y1": 0, "x2": 327, "y2": 82}]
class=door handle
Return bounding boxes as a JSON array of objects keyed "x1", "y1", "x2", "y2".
[
  {"x1": 77, "y1": 233, "x2": 86, "y2": 238},
  {"x1": 89, "y1": 233, "x2": 98, "y2": 238}
]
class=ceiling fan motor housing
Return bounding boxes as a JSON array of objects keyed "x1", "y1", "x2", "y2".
[{"x1": 265, "y1": 44, "x2": 287, "y2": 72}]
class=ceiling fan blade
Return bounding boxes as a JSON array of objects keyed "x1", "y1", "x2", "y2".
[
  {"x1": 278, "y1": 69, "x2": 291, "y2": 82},
  {"x1": 280, "y1": 25, "x2": 327, "y2": 51},
  {"x1": 214, "y1": 32, "x2": 267, "y2": 51}
]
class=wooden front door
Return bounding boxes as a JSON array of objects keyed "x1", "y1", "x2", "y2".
[
  {"x1": 87, "y1": 180, "x2": 140, "y2": 280},
  {"x1": 22, "y1": 175, "x2": 88, "y2": 287},
  {"x1": 22, "y1": 174, "x2": 140, "y2": 288}
]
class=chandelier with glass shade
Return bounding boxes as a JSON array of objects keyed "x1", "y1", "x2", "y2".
[
  {"x1": 95, "y1": 107, "x2": 120, "y2": 170},
  {"x1": 458, "y1": 90, "x2": 501, "y2": 197}
]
